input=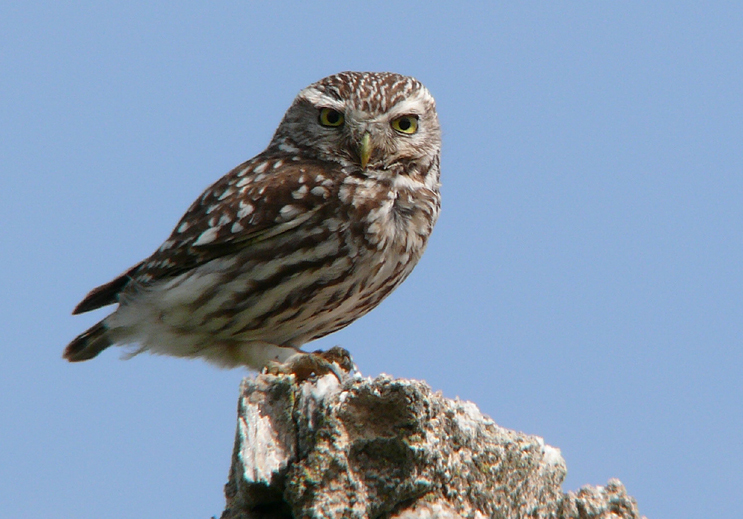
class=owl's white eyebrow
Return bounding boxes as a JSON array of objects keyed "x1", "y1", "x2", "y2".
[
  {"x1": 302, "y1": 90, "x2": 345, "y2": 110},
  {"x1": 388, "y1": 99, "x2": 425, "y2": 117}
]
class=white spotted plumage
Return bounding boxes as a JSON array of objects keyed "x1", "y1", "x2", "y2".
[{"x1": 65, "y1": 71, "x2": 441, "y2": 370}]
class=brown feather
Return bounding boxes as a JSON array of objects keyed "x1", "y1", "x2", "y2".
[
  {"x1": 72, "y1": 262, "x2": 143, "y2": 314},
  {"x1": 63, "y1": 320, "x2": 112, "y2": 361}
]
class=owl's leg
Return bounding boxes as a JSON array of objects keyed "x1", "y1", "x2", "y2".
[{"x1": 265, "y1": 346, "x2": 354, "y2": 382}]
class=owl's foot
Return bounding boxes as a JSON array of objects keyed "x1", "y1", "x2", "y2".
[{"x1": 265, "y1": 346, "x2": 354, "y2": 382}]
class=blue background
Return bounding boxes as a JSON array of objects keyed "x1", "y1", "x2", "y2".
[{"x1": 2, "y1": 3, "x2": 741, "y2": 518}]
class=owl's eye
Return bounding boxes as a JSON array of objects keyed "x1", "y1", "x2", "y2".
[
  {"x1": 391, "y1": 115, "x2": 418, "y2": 135},
  {"x1": 318, "y1": 108, "x2": 344, "y2": 127}
]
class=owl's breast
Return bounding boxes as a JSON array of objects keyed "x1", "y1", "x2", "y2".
[{"x1": 335, "y1": 173, "x2": 439, "y2": 266}]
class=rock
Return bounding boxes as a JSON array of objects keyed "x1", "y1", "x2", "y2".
[{"x1": 220, "y1": 373, "x2": 644, "y2": 519}]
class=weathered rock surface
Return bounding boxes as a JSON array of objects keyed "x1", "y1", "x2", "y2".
[{"x1": 220, "y1": 373, "x2": 644, "y2": 519}]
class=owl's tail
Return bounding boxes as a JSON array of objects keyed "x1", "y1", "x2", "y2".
[{"x1": 63, "y1": 320, "x2": 113, "y2": 362}]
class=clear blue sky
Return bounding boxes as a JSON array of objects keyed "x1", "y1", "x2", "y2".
[{"x1": 2, "y1": 3, "x2": 741, "y2": 518}]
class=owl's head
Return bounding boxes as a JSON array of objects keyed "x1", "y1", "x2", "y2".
[{"x1": 269, "y1": 72, "x2": 441, "y2": 178}]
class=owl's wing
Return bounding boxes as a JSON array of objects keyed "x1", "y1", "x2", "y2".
[{"x1": 73, "y1": 155, "x2": 340, "y2": 314}]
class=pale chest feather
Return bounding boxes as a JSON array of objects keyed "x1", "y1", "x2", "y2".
[{"x1": 339, "y1": 172, "x2": 440, "y2": 274}]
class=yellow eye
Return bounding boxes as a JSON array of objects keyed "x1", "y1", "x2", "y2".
[
  {"x1": 318, "y1": 108, "x2": 344, "y2": 127},
  {"x1": 391, "y1": 115, "x2": 418, "y2": 134}
]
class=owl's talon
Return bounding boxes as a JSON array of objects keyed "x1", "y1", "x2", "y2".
[{"x1": 264, "y1": 346, "x2": 354, "y2": 383}]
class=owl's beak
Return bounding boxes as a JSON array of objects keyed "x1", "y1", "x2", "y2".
[{"x1": 359, "y1": 132, "x2": 372, "y2": 169}]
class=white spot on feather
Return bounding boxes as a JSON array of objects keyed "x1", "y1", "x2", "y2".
[
  {"x1": 236, "y1": 166, "x2": 251, "y2": 177},
  {"x1": 292, "y1": 185, "x2": 308, "y2": 199},
  {"x1": 279, "y1": 142, "x2": 299, "y2": 153},
  {"x1": 311, "y1": 186, "x2": 327, "y2": 198},
  {"x1": 278, "y1": 205, "x2": 301, "y2": 220},
  {"x1": 218, "y1": 188, "x2": 235, "y2": 201},
  {"x1": 238, "y1": 203, "x2": 254, "y2": 218},
  {"x1": 231, "y1": 222, "x2": 245, "y2": 233},
  {"x1": 158, "y1": 239, "x2": 176, "y2": 251},
  {"x1": 193, "y1": 227, "x2": 219, "y2": 246}
]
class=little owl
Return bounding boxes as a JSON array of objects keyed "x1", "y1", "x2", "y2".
[{"x1": 64, "y1": 71, "x2": 441, "y2": 372}]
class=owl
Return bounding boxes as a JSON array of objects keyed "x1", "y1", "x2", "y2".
[{"x1": 64, "y1": 72, "x2": 441, "y2": 372}]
